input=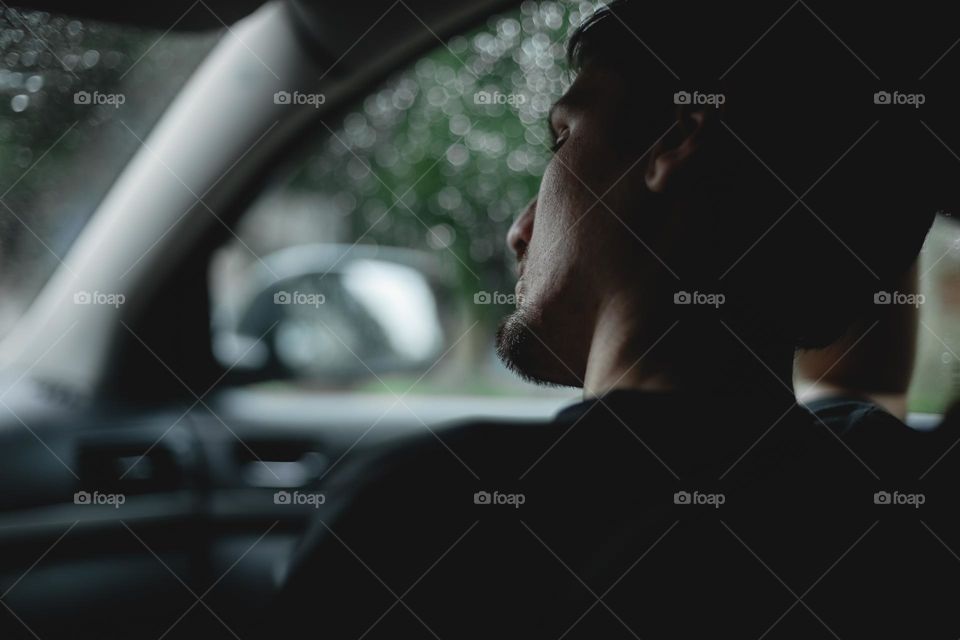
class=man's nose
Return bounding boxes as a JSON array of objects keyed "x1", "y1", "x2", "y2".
[{"x1": 507, "y1": 198, "x2": 536, "y2": 258}]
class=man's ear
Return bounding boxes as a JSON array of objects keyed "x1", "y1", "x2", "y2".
[{"x1": 645, "y1": 106, "x2": 714, "y2": 193}]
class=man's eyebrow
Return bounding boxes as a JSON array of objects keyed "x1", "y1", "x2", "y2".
[
  {"x1": 546, "y1": 90, "x2": 587, "y2": 134},
  {"x1": 547, "y1": 99, "x2": 574, "y2": 137},
  {"x1": 547, "y1": 101, "x2": 560, "y2": 138}
]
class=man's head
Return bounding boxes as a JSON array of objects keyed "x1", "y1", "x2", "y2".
[{"x1": 496, "y1": 0, "x2": 944, "y2": 389}]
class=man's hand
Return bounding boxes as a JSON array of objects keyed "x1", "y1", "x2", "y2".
[{"x1": 796, "y1": 262, "x2": 920, "y2": 420}]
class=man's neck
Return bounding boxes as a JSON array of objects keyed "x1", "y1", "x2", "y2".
[{"x1": 582, "y1": 295, "x2": 796, "y2": 400}]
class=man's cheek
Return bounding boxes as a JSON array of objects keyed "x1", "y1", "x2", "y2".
[{"x1": 537, "y1": 161, "x2": 583, "y2": 233}]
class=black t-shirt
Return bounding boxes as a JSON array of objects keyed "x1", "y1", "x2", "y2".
[{"x1": 267, "y1": 391, "x2": 959, "y2": 639}]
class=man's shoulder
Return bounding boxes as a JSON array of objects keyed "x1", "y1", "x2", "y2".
[{"x1": 349, "y1": 417, "x2": 560, "y2": 487}]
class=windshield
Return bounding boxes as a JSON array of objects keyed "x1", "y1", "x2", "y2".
[{"x1": 0, "y1": 9, "x2": 220, "y2": 337}]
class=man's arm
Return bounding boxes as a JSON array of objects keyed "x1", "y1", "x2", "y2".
[{"x1": 796, "y1": 262, "x2": 920, "y2": 420}]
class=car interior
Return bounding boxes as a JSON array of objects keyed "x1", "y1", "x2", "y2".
[{"x1": 1, "y1": 0, "x2": 959, "y2": 637}]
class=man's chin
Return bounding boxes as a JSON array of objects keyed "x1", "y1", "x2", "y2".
[{"x1": 495, "y1": 308, "x2": 581, "y2": 388}]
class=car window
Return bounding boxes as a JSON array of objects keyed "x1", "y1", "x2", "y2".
[
  {"x1": 209, "y1": 1, "x2": 599, "y2": 399},
  {"x1": 911, "y1": 214, "x2": 960, "y2": 413},
  {"x1": 0, "y1": 9, "x2": 220, "y2": 337},
  {"x1": 210, "y1": 1, "x2": 959, "y2": 412}
]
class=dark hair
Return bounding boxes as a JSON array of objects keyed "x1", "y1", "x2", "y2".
[{"x1": 564, "y1": 0, "x2": 945, "y2": 348}]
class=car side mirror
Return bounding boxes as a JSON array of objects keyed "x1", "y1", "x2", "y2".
[{"x1": 211, "y1": 244, "x2": 449, "y2": 385}]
